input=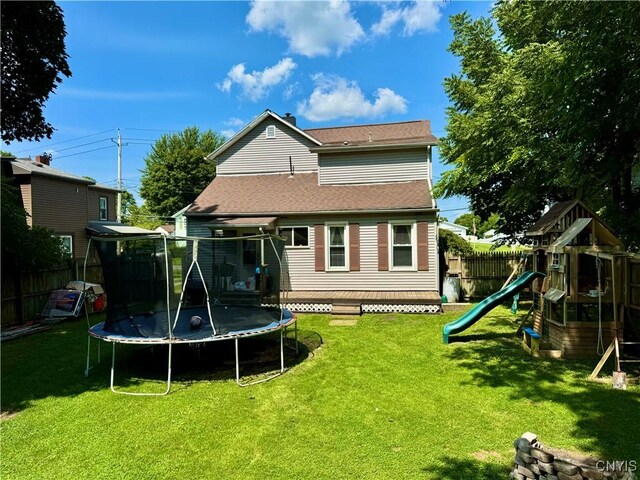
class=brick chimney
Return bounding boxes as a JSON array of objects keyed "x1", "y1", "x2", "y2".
[
  {"x1": 283, "y1": 112, "x2": 297, "y2": 127},
  {"x1": 34, "y1": 154, "x2": 51, "y2": 166}
]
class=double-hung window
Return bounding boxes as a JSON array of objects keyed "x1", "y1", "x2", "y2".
[
  {"x1": 326, "y1": 222, "x2": 349, "y2": 271},
  {"x1": 99, "y1": 196, "x2": 108, "y2": 221},
  {"x1": 390, "y1": 222, "x2": 416, "y2": 270}
]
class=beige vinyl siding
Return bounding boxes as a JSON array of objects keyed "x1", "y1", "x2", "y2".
[
  {"x1": 19, "y1": 183, "x2": 33, "y2": 226},
  {"x1": 318, "y1": 148, "x2": 430, "y2": 185},
  {"x1": 279, "y1": 214, "x2": 438, "y2": 291},
  {"x1": 30, "y1": 176, "x2": 89, "y2": 259},
  {"x1": 217, "y1": 118, "x2": 318, "y2": 175}
]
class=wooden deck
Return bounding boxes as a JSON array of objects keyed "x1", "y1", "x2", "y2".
[{"x1": 283, "y1": 290, "x2": 441, "y2": 305}]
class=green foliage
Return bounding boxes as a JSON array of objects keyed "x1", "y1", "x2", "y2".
[
  {"x1": 119, "y1": 190, "x2": 137, "y2": 224},
  {"x1": 1, "y1": 176, "x2": 67, "y2": 270},
  {"x1": 127, "y1": 202, "x2": 162, "y2": 230},
  {"x1": 1, "y1": 1, "x2": 71, "y2": 143},
  {"x1": 140, "y1": 127, "x2": 225, "y2": 217},
  {"x1": 455, "y1": 212, "x2": 500, "y2": 237},
  {"x1": 436, "y1": 3, "x2": 640, "y2": 250},
  {"x1": 439, "y1": 228, "x2": 473, "y2": 256}
]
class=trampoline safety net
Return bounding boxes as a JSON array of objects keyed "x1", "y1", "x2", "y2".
[{"x1": 92, "y1": 234, "x2": 289, "y2": 338}]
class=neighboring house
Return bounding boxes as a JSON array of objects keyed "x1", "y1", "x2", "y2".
[
  {"x1": 172, "y1": 204, "x2": 190, "y2": 238},
  {"x1": 438, "y1": 221, "x2": 471, "y2": 241},
  {"x1": 1, "y1": 155, "x2": 137, "y2": 260},
  {"x1": 186, "y1": 110, "x2": 441, "y2": 313},
  {"x1": 155, "y1": 224, "x2": 175, "y2": 236}
]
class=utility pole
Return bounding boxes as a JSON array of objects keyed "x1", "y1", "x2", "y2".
[{"x1": 116, "y1": 129, "x2": 122, "y2": 223}]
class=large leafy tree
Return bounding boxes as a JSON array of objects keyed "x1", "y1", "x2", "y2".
[
  {"x1": 1, "y1": 176, "x2": 66, "y2": 271},
  {"x1": 1, "y1": 1, "x2": 71, "y2": 143},
  {"x1": 436, "y1": 2, "x2": 640, "y2": 249},
  {"x1": 140, "y1": 127, "x2": 225, "y2": 217}
]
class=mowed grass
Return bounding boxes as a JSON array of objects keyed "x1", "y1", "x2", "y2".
[{"x1": 1, "y1": 306, "x2": 639, "y2": 479}]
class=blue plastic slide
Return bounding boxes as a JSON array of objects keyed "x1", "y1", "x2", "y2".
[{"x1": 442, "y1": 271, "x2": 545, "y2": 344}]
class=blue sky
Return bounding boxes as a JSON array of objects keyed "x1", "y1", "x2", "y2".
[{"x1": 6, "y1": 1, "x2": 492, "y2": 219}]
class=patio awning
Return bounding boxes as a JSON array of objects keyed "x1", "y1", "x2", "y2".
[
  {"x1": 549, "y1": 218, "x2": 591, "y2": 252},
  {"x1": 203, "y1": 217, "x2": 277, "y2": 229},
  {"x1": 87, "y1": 221, "x2": 155, "y2": 236}
]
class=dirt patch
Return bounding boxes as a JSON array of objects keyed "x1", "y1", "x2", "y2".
[
  {"x1": 471, "y1": 450, "x2": 503, "y2": 462},
  {"x1": 329, "y1": 317, "x2": 359, "y2": 326},
  {"x1": 0, "y1": 411, "x2": 20, "y2": 422}
]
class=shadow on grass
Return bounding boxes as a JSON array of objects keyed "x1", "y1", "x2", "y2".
[
  {"x1": 444, "y1": 313, "x2": 640, "y2": 459},
  {"x1": 421, "y1": 456, "x2": 509, "y2": 479},
  {"x1": 1, "y1": 319, "x2": 322, "y2": 413}
]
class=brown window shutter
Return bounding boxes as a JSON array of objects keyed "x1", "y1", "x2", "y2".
[
  {"x1": 417, "y1": 221, "x2": 429, "y2": 271},
  {"x1": 314, "y1": 224, "x2": 325, "y2": 272},
  {"x1": 349, "y1": 223, "x2": 360, "y2": 271},
  {"x1": 377, "y1": 223, "x2": 388, "y2": 271}
]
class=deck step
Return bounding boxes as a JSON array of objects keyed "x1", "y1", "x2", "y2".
[{"x1": 331, "y1": 304, "x2": 362, "y2": 316}]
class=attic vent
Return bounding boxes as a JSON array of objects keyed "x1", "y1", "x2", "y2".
[{"x1": 266, "y1": 125, "x2": 276, "y2": 139}]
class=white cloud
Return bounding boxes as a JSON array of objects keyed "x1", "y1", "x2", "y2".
[
  {"x1": 246, "y1": 0, "x2": 364, "y2": 57},
  {"x1": 297, "y1": 74, "x2": 408, "y2": 122},
  {"x1": 224, "y1": 117, "x2": 245, "y2": 127},
  {"x1": 218, "y1": 57, "x2": 297, "y2": 101},
  {"x1": 221, "y1": 129, "x2": 237, "y2": 139},
  {"x1": 283, "y1": 82, "x2": 300, "y2": 100},
  {"x1": 372, "y1": 1, "x2": 443, "y2": 36}
]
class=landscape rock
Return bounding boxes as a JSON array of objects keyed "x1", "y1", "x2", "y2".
[
  {"x1": 522, "y1": 432, "x2": 538, "y2": 444},
  {"x1": 538, "y1": 461, "x2": 556, "y2": 474},
  {"x1": 557, "y1": 471, "x2": 584, "y2": 480},
  {"x1": 518, "y1": 450, "x2": 537, "y2": 464},
  {"x1": 532, "y1": 448, "x2": 555, "y2": 463},
  {"x1": 554, "y1": 460, "x2": 580, "y2": 476},
  {"x1": 518, "y1": 465, "x2": 537, "y2": 479},
  {"x1": 579, "y1": 465, "x2": 604, "y2": 480},
  {"x1": 515, "y1": 438, "x2": 533, "y2": 454}
]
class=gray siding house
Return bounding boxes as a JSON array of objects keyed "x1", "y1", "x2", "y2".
[{"x1": 187, "y1": 110, "x2": 440, "y2": 314}]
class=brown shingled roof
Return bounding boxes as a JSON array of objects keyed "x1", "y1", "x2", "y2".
[
  {"x1": 526, "y1": 200, "x2": 579, "y2": 235},
  {"x1": 305, "y1": 120, "x2": 437, "y2": 147},
  {"x1": 187, "y1": 172, "x2": 434, "y2": 216}
]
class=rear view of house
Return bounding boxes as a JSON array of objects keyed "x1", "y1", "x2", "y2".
[{"x1": 187, "y1": 110, "x2": 441, "y2": 314}]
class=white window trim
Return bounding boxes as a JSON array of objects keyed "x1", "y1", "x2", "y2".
[
  {"x1": 325, "y1": 221, "x2": 349, "y2": 272},
  {"x1": 99, "y1": 196, "x2": 108, "y2": 221},
  {"x1": 388, "y1": 220, "x2": 417, "y2": 271},
  {"x1": 278, "y1": 226, "x2": 310, "y2": 249},
  {"x1": 55, "y1": 234, "x2": 73, "y2": 257},
  {"x1": 266, "y1": 125, "x2": 276, "y2": 139}
]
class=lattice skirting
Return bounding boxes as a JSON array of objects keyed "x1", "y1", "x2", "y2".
[
  {"x1": 284, "y1": 303, "x2": 333, "y2": 313},
  {"x1": 361, "y1": 304, "x2": 442, "y2": 314},
  {"x1": 283, "y1": 303, "x2": 441, "y2": 314}
]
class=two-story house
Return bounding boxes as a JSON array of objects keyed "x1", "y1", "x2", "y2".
[
  {"x1": 186, "y1": 110, "x2": 441, "y2": 314},
  {"x1": 2, "y1": 154, "x2": 135, "y2": 260}
]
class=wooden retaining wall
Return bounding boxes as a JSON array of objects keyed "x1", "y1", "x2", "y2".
[
  {"x1": 1, "y1": 262, "x2": 103, "y2": 327},
  {"x1": 445, "y1": 252, "x2": 524, "y2": 299}
]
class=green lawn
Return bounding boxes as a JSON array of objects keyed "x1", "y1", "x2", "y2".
[
  {"x1": 470, "y1": 242, "x2": 530, "y2": 253},
  {"x1": 2, "y1": 306, "x2": 639, "y2": 479}
]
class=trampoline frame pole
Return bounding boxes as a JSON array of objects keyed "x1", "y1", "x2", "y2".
[
  {"x1": 109, "y1": 342, "x2": 173, "y2": 396},
  {"x1": 235, "y1": 338, "x2": 240, "y2": 384}
]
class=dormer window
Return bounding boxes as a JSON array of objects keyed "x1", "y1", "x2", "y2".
[{"x1": 266, "y1": 125, "x2": 276, "y2": 139}]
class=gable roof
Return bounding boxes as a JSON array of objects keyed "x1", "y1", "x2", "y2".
[
  {"x1": 306, "y1": 120, "x2": 438, "y2": 149},
  {"x1": 187, "y1": 172, "x2": 434, "y2": 216},
  {"x1": 206, "y1": 110, "x2": 322, "y2": 161},
  {"x1": 526, "y1": 199, "x2": 615, "y2": 237},
  {"x1": 6, "y1": 157, "x2": 94, "y2": 184}
]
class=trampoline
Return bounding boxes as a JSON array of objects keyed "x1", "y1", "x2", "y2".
[{"x1": 83, "y1": 232, "x2": 296, "y2": 395}]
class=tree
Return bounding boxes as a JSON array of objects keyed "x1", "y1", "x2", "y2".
[
  {"x1": 454, "y1": 212, "x2": 500, "y2": 237},
  {"x1": 140, "y1": 127, "x2": 225, "y2": 217},
  {"x1": 127, "y1": 203, "x2": 163, "y2": 231},
  {"x1": 436, "y1": 2, "x2": 640, "y2": 249},
  {"x1": 119, "y1": 190, "x2": 137, "y2": 224},
  {"x1": 1, "y1": 1, "x2": 71, "y2": 143},
  {"x1": 1, "y1": 176, "x2": 67, "y2": 271}
]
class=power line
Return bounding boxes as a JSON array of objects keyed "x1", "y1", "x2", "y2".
[
  {"x1": 13, "y1": 129, "x2": 114, "y2": 154},
  {"x1": 124, "y1": 127, "x2": 179, "y2": 134},
  {"x1": 55, "y1": 145, "x2": 116, "y2": 159},
  {"x1": 52, "y1": 138, "x2": 112, "y2": 153}
]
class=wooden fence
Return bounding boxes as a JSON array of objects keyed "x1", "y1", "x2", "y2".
[
  {"x1": 445, "y1": 251, "x2": 525, "y2": 300},
  {"x1": 1, "y1": 262, "x2": 104, "y2": 327}
]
